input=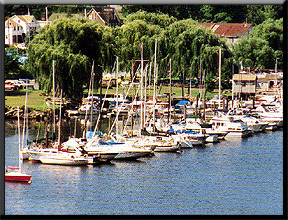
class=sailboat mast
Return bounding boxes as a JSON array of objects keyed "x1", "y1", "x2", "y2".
[
  {"x1": 116, "y1": 56, "x2": 119, "y2": 137},
  {"x1": 148, "y1": 62, "x2": 152, "y2": 97},
  {"x1": 25, "y1": 81, "x2": 29, "y2": 145},
  {"x1": 218, "y1": 47, "x2": 222, "y2": 109},
  {"x1": 153, "y1": 38, "x2": 157, "y2": 132},
  {"x1": 82, "y1": 61, "x2": 94, "y2": 138},
  {"x1": 21, "y1": 84, "x2": 28, "y2": 151},
  {"x1": 53, "y1": 59, "x2": 56, "y2": 134},
  {"x1": 140, "y1": 42, "x2": 144, "y2": 132},
  {"x1": 57, "y1": 89, "x2": 63, "y2": 150},
  {"x1": 90, "y1": 60, "x2": 95, "y2": 127},
  {"x1": 169, "y1": 58, "x2": 172, "y2": 123},
  {"x1": 199, "y1": 59, "x2": 202, "y2": 100},
  {"x1": 17, "y1": 106, "x2": 22, "y2": 171},
  {"x1": 144, "y1": 62, "x2": 147, "y2": 128}
]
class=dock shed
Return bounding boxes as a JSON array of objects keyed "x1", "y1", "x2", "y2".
[{"x1": 232, "y1": 74, "x2": 257, "y2": 98}]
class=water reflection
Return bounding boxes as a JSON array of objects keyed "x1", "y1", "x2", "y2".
[{"x1": 5, "y1": 119, "x2": 283, "y2": 215}]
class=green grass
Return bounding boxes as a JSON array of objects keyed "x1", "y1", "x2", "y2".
[
  {"x1": 5, "y1": 90, "x2": 52, "y2": 111},
  {"x1": 95, "y1": 85, "x2": 220, "y2": 100},
  {"x1": 5, "y1": 86, "x2": 230, "y2": 111}
]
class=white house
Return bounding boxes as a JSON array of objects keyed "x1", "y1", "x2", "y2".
[{"x1": 5, "y1": 14, "x2": 40, "y2": 46}]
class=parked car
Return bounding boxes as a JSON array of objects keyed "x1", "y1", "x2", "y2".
[{"x1": 5, "y1": 80, "x2": 19, "y2": 91}]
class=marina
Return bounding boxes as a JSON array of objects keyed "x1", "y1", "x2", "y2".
[
  {"x1": 5, "y1": 121, "x2": 283, "y2": 215},
  {"x1": 4, "y1": 4, "x2": 284, "y2": 216},
  {"x1": 4, "y1": 50, "x2": 284, "y2": 215}
]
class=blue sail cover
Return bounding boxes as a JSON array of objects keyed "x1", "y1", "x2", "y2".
[{"x1": 175, "y1": 100, "x2": 189, "y2": 106}]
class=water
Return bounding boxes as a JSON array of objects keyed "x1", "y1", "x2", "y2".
[{"x1": 5, "y1": 121, "x2": 283, "y2": 215}]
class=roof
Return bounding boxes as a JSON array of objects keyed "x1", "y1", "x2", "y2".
[
  {"x1": 257, "y1": 74, "x2": 282, "y2": 81},
  {"x1": 87, "y1": 7, "x2": 122, "y2": 26},
  {"x1": 233, "y1": 74, "x2": 257, "y2": 81},
  {"x1": 17, "y1": 15, "x2": 35, "y2": 23},
  {"x1": 87, "y1": 8, "x2": 106, "y2": 25},
  {"x1": 198, "y1": 22, "x2": 253, "y2": 38},
  {"x1": 5, "y1": 18, "x2": 18, "y2": 26},
  {"x1": 5, "y1": 15, "x2": 36, "y2": 26},
  {"x1": 48, "y1": 13, "x2": 84, "y2": 21}
]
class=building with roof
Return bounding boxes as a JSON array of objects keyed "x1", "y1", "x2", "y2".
[
  {"x1": 232, "y1": 71, "x2": 283, "y2": 98},
  {"x1": 5, "y1": 14, "x2": 40, "y2": 47},
  {"x1": 198, "y1": 22, "x2": 253, "y2": 46},
  {"x1": 48, "y1": 6, "x2": 122, "y2": 27},
  {"x1": 86, "y1": 6, "x2": 122, "y2": 27},
  {"x1": 232, "y1": 74, "x2": 257, "y2": 98}
]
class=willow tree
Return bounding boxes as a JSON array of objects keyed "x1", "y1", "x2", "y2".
[
  {"x1": 113, "y1": 11, "x2": 177, "y2": 79},
  {"x1": 160, "y1": 19, "x2": 233, "y2": 90},
  {"x1": 26, "y1": 17, "x2": 115, "y2": 100},
  {"x1": 124, "y1": 10, "x2": 177, "y2": 28},
  {"x1": 114, "y1": 19, "x2": 163, "y2": 78}
]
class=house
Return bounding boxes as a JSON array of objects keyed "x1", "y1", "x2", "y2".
[
  {"x1": 256, "y1": 71, "x2": 283, "y2": 94},
  {"x1": 198, "y1": 22, "x2": 253, "y2": 46},
  {"x1": 232, "y1": 70, "x2": 283, "y2": 98},
  {"x1": 232, "y1": 74, "x2": 257, "y2": 98},
  {"x1": 5, "y1": 14, "x2": 40, "y2": 47},
  {"x1": 86, "y1": 6, "x2": 122, "y2": 27},
  {"x1": 48, "y1": 6, "x2": 122, "y2": 27}
]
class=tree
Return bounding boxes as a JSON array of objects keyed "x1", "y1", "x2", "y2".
[
  {"x1": 250, "y1": 18, "x2": 283, "y2": 51},
  {"x1": 249, "y1": 18, "x2": 283, "y2": 70},
  {"x1": 114, "y1": 13, "x2": 164, "y2": 78},
  {"x1": 124, "y1": 10, "x2": 177, "y2": 28},
  {"x1": 160, "y1": 19, "x2": 233, "y2": 91},
  {"x1": 122, "y1": 5, "x2": 249, "y2": 23},
  {"x1": 5, "y1": 46, "x2": 30, "y2": 79},
  {"x1": 233, "y1": 37, "x2": 275, "y2": 70},
  {"x1": 26, "y1": 17, "x2": 115, "y2": 100},
  {"x1": 5, "y1": 52, "x2": 22, "y2": 79},
  {"x1": 246, "y1": 5, "x2": 283, "y2": 25}
]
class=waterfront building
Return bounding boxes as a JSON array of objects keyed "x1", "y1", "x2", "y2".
[
  {"x1": 5, "y1": 14, "x2": 40, "y2": 47},
  {"x1": 198, "y1": 22, "x2": 253, "y2": 46}
]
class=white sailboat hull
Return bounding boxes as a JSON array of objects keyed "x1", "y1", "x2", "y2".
[
  {"x1": 39, "y1": 157, "x2": 88, "y2": 166},
  {"x1": 39, "y1": 152, "x2": 88, "y2": 166}
]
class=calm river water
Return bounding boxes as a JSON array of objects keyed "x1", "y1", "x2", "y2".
[{"x1": 4, "y1": 120, "x2": 283, "y2": 215}]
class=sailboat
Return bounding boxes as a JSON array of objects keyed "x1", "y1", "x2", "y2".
[
  {"x1": 5, "y1": 107, "x2": 32, "y2": 183},
  {"x1": 20, "y1": 83, "x2": 30, "y2": 160},
  {"x1": 38, "y1": 90, "x2": 89, "y2": 166}
]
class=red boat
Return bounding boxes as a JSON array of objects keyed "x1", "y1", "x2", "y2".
[
  {"x1": 5, "y1": 166, "x2": 32, "y2": 183},
  {"x1": 5, "y1": 107, "x2": 32, "y2": 184}
]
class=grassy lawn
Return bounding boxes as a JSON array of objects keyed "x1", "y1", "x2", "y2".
[
  {"x1": 5, "y1": 90, "x2": 50, "y2": 111},
  {"x1": 5, "y1": 86, "x2": 230, "y2": 111},
  {"x1": 98, "y1": 85, "x2": 219, "y2": 100}
]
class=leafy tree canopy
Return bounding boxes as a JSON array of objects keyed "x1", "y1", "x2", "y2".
[
  {"x1": 159, "y1": 19, "x2": 233, "y2": 91},
  {"x1": 233, "y1": 37, "x2": 275, "y2": 70},
  {"x1": 26, "y1": 17, "x2": 115, "y2": 100},
  {"x1": 250, "y1": 18, "x2": 283, "y2": 51},
  {"x1": 122, "y1": 5, "x2": 283, "y2": 24},
  {"x1": 124, "y1": 10, "x2": 177, "y2": 28},
  {"x1": 114, "y1": 19, "x2": 163, "y2": 77}
]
